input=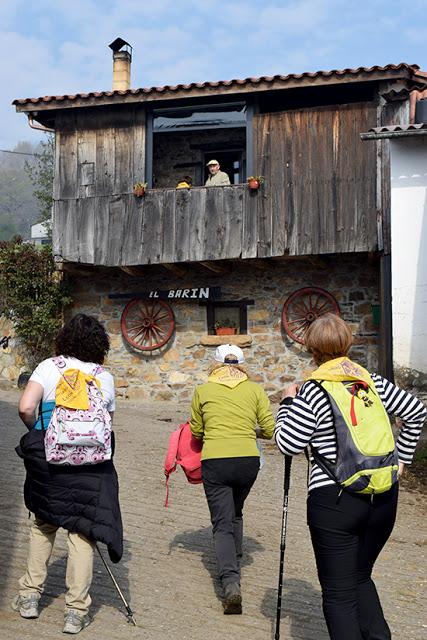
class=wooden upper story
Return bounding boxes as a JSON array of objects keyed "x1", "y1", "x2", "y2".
[{"x1": 14, "y1": 63, "x2": 427, "y2": 265}]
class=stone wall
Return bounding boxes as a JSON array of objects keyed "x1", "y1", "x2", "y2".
[
  {"x1": 0, "y1": 316, "x2": 27, "y2": 385},
  {"x1": 64, "y1": 254, "x2": 380, "y2": 403}
]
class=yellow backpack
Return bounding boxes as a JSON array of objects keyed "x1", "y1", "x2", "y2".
[{"x1": 308, "y1": 358, "x2": 398, "y2": 494}]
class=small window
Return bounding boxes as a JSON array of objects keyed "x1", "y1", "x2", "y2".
[{"x1": 202, "y1": 300, "x2": 254, "y2": 335}]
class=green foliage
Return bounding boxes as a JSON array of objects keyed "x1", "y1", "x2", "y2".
[
  {"x1": 215, "y1": 317, "x2": 237, "y2": 329},
  {"x1": 0, "y1": 238, "x2": 71, "y2": 368},
  {"x1": 25, "y1": 134, "x2": 54, "y2": 232}
]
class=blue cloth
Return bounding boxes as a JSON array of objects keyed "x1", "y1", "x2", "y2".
[{"x1": 34, "y1": 401, "x2": 55, "y2": 430}]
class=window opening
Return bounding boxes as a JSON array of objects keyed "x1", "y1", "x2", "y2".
[
  {"x1": 153, "y1": 102, "x2": 246, "y2": 133},
  {"x1": 203, "y1": 151, "x2": 244, "y2": 185},
  {"x1": 201, "y1": 300, "x2": 254, "y2": 335}
]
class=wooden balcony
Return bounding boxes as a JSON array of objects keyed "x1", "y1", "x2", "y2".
[{"x1": 53, "y1": 182, "x2": 378, "y2": 267}]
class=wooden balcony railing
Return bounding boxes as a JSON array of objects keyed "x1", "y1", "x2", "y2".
[{"x1": 53, "y1": 181, "x2": 377, "y2": 266}]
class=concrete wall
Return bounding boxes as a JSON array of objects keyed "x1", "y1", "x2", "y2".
[{"x1": 390, "y1": 138, "x2": 427, "y2": 395}]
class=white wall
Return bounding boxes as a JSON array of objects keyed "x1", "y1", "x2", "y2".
[{"x1": 390, "y1": 138, "x2": 427, "y2": 374}]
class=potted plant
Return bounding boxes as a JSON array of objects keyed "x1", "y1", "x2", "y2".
[
  {"x1": 133, "y1": 182, "x2": 147, "y2": 197},
  {"x1": 247, "y1": 176, "x2": 264, "y2": 191},
  {"x1": 215, "y1": 318, "x2": 237, "y2": 336}
]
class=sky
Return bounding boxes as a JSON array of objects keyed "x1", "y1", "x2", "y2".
[{"x1": 1, "y1": 0, "x2": 427, "y2": 149}]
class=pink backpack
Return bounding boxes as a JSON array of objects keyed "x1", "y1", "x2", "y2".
[
  {"x1": 44, "y1": 357, "x2": 112, "y2": 466},
  {"x1": 164, "y1": 422, "x2": 203, "y2": 506}
]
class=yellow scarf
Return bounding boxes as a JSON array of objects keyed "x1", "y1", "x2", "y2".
[
  {"x1": 307, "y1": 357, "x2": 372, "y2": 384},
  {"x1": 208, "y1": 366, "x2": 248, "y2": 389},
  {"x1": 55, "y1": 369, "x2": 101, "y2": 410}
]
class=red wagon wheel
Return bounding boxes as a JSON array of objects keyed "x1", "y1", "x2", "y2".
[
  {"x1": 282, "y1": 287, "x2": 340, "y2": 345},
  {"x1": 121, "y1": 299, "x2": 175, "y2": 351}
]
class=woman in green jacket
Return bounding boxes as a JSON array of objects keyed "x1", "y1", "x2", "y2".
[{"x1": 190, "y1": 344, "x2": 274, "y2": 614}]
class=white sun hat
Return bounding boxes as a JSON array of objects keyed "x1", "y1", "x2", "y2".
[{"x1": 214, "y1": 344, "x2": 245, "y2": 364}]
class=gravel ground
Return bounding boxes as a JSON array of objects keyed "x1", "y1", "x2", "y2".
[{"x1": 0, "y1": 389, "x2": 426, "y2": 639}]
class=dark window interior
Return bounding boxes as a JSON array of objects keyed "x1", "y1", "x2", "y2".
[
  {"x1": 257, "y1": 81, "x2": 376, "y2": 113},
  {"x1": 203, "y1": 151, "x2": 244, "y2": 185},
  {"x1": 153, "y1": 128, "x2": 246, "y2": 188}
]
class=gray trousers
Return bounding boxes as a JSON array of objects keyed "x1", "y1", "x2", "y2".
[{"x1": 202, "y1": 457, "x2": 259, "y2": 586}]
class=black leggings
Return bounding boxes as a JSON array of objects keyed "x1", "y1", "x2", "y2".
[
  {"x1": 307, "y1": 483, "x2": 398, "y2": 640},
  {"x1": 202, "y1": 457, "x2": 260, "y2": 586}
]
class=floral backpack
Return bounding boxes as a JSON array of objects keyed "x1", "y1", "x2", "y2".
[{"x1": 44, "y1": 356, "x2": 112, "y2": 466}]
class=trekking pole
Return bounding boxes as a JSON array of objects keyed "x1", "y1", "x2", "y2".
[
  {"x1": 96, "y1": 544, "x2": 137, "y2": 626},
  {"x1": 275, "y1": 455, "x2": 292, "y2": 640}
]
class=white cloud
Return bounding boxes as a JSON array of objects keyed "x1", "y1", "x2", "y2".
[{"x1": 1, "y1": 0, "x2": 426, "y2": 148}]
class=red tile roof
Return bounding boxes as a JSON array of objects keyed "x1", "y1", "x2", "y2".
[
  {"x1": 369, "y1": 123, "x2": 427, "y2": 133},
  {"x1": 360, "y1": 123, "x2": 427, "y2": 139},
  {"x1": 13, "y1": 63, "x2": 427, "y2": 109}
]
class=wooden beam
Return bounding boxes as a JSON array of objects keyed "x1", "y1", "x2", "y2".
[
  {"x1": 120, "y1": 266, "x2": 147, "y2": 277},
  {"x1": 248, "y1": 258, "x2": 272, "y2": 270},
  {"x1": 162, "y1": 263, "x2": 188, "y2": 278},
  {"x1": 62, "y1": 263, "x2": 96, "y2": 277},
  {"x1": 199, "y1": 261, "x2": 231, "y2": 275},
  {"x1": 307, "y1": 256, "x2": 329, "y2": 270}
]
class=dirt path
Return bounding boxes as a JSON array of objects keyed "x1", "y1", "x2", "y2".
[{"x1": 0, "y1": 390, "x2": 425, "y2": 639}]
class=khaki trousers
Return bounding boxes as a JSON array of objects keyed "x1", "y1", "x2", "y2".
[{"x1": 19, "y1": 518, "x2": 95, "y2": 614}]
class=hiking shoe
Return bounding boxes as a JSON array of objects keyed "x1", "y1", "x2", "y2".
[
  {"x1": 11, "y1": 593, "x2": 40, "y2": 618},
  {"x1": 63, "y1": 609, "x2": 92, "y2": 634},
  {"x1": 223, "y1": 582, "x2": 242, "y2": 615}
]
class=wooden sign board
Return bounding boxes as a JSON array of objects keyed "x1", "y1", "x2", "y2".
[{"x1": 109, "y1": 286, "x2": 221, "y2": 301}]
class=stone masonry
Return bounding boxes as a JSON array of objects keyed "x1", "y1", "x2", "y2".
[{"x1": 59, "y1": 254, "x2": 381, "y2": 403}]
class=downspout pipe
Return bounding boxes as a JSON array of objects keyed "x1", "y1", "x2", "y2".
[{"x1": 28, "y1": 114, "x2": 55, "y2": 133}]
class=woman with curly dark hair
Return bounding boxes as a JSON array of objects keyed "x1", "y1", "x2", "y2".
[{"x1": 13, "y1": 314, "x2": 122, "y2": 635}]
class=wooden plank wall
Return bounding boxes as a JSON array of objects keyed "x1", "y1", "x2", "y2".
[
  {"x1": 53, "y1": 101, "x2": 381, "y2": 265},
  {"x1": 54, "y1": 186, "x2": 251, "y2": 266},
  {"x1": 53, "y1": 107, "x2": 146, "y2": 201},
  {"x1": 253, "y1": 103, "x2": 379, "y2": 255}
]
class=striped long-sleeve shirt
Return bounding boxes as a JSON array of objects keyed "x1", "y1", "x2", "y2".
[{"x1": 275, "y1": 374, "x2": 426, "y2": 492}]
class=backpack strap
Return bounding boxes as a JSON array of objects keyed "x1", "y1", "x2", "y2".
[
  {"x1": 91, "y1": 365, "x2": 104, "y2": 376},
  {"x1": 304, "y1": 379, "x2": 338, "y2": 485}
]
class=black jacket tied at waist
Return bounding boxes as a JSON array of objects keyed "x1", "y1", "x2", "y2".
[{"x1": 16, "y1": 428, "x2": 123, "y2": 563}]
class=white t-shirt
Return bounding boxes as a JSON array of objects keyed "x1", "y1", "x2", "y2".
[{"x1": 30, "y1": 356, "x2": 115, "y2": 412}]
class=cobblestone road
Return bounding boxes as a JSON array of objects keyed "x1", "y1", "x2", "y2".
[{"x1": 0, "y1": 389, "x2": 426, "y2": 639}]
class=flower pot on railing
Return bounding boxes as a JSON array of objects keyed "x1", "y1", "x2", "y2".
[
  {"x1": 133, "y1": 182, "x2": 147, "y2": 197},
  {"x1": 247, "y1": 176, "x2": 264, "y2": 191}
]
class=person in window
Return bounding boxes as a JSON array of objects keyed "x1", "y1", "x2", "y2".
[
  {"x1": 190, "y1": 344, "x2": 274, "y2": 615},
  {"x1": 205, "y1": 159, "x2": 231, "y2": 187},
  {"x1": 176, "y1": 175, "x2": 193, "y2": 189}
]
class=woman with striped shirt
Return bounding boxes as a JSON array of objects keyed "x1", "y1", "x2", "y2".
[{"x1": 275, "y1": 314, "x2": 426, "y2": 640}]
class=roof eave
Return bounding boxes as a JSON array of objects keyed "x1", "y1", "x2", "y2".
[
  {"x1": 361, "y1": 129, "x2": 427, "y2": 140},
  {"x1": 13, "y1": 66, "x2": 426, "y2": 114}
]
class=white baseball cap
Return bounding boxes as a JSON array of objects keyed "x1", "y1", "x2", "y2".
[{"x1": 214, "y1": 344, "x2": 245, "y2": 364}]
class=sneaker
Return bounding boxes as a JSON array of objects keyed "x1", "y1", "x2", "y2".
[
  {"x1": 223, "y1": 582, "x2": 242, "y2": 615},
  {"x1": 63, "y1": 609, "x2": 92, "y2": 634},
  {"x1": 11, "y1": 593, "x2": 40, "y2": 619}
]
